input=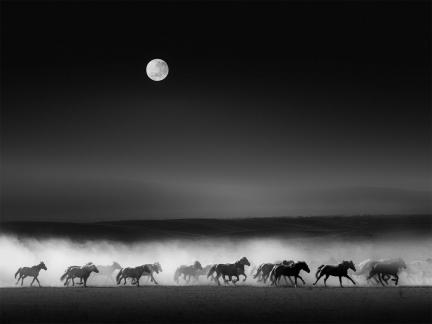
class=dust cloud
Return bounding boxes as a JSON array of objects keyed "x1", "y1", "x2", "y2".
[{"x1": 1, "y1": 234, "x2": 431, "y2": 287}]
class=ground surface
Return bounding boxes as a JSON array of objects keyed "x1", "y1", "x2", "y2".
[{"x1": 1, "y1": 286, "x2": 430, "y2": 323}]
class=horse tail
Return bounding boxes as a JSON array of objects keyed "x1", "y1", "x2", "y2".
[
  {"x1": 315, "y1": 265, "x2": 325, "y2": 279},
  {"x1": 60, "y1": 269, "x2": 69, "y2": 282},
  {"x1": 207, "y1": 265, "x2": 217, "y2": 279},
  {"x1": 253, "y1": 264, "x2": 263, "y2": 279},
  {"x1": 14, "y1": 268, "x2": 22, "y2": 278},
  {"x1": 269, "y1": 265, "x2": 277, "y2": 282},
  {"x1": 116, "y1": 268, "x2": 123, "y2": 284}
]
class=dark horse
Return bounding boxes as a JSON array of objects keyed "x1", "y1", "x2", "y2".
[
  {"x1": 174, "y1": 261, "x2": 203, "y2": 284},
  {"x1": 271, "y1": 261, "x2": 310, "y2": 287},
  {"x1": 254, "y1": 260, "x2": 294, "y2": 284},
  {"x1": 60, "y1": 263, "x2": 99, "y2": 287},
  {"x1": 15, "y1": 262, "x2": 47, "y2": 287},
  {"x1": 116, "y1": 265, "x2": 151, "y2": 287},
  {"x1": 313, "y1": 261, "x2": 356, "y2": 287},
  {"x1": 367, "y1": 258, "x2": 407, "y2": 286},
  {"x1": 207, "y1": 257, "x2": 250, "y2": 285}
]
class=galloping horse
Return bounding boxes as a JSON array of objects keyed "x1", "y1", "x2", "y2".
[
  {"x1": 174, "y1": 261, "x2": 203, "y2": 284},
  {"x1": 271, "y1": 261, "x2": 310, "y2": 287},
  {"x1": 254, "y1": 260, "x2": 294, "y2": 284},
  {"x1": 15, "y1": 262, "x2": 47, "y2": 287},
  {"x1": 92, "y1": 262, "x2": 122, "y2": 284},
  {"x1": 313, "y1": 261, "x2": 356, "y2": 287},
  {"x1": 356, "y1": 259, "x2": 397, "y2": 284},
  {"x1": 60, "y1": 263, "x2": 99, "y2": 287},
  {"x1": 207, "y1": 257, "x2": 250, "y2": 285},
  {"x1": 367, "y1": 258, "x2": 407, "y2": 286},
  {"x1": 116, "y1": 265, "x2": 150, "y2": 287},
  {"x1": 137, "y1": 262, "x2": 162, "y2": 285}
]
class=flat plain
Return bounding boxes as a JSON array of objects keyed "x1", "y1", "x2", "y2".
[{"x1": 1, "y1": 286, "x2": 431, "y2": 323}]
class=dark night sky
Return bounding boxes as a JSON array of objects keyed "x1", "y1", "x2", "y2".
[{"x1": 1, "y1": 1, "x2": 431, "y2": 221}]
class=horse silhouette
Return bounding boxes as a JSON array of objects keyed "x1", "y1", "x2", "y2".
[
  {"x1": 255, "y1": 260, "x2": 294, "y2": 284},
  {"x1": 207, "y1": 257, "x2": 250, "y2": 285},
  {"x1": 174, "y1": 261, "x2": 203, "y2": 284},
  {"x1": 367, "y1": 258, "x2": 407, "y2": 286},
  {"x1": 134, "y1": 262, "x2": 162, "y2": 285},
  {"x1": 313, "y1": 261, "x2": 356, "y2": 287},
  {"x1": 271, "y1": 261, "x2": 310, "y2": 287},
  {"x1": 15, "y1": 262, "x2": 47, "y2": 287},
  {"x1": 60, "y1": 263, "x2": 99, "y2": 287},
  {"x1": 356, "y1": 259, "x2": 398, "y2": 284},
  {"x1": 116, "y1": 265, "x2": 150, "y2": 287}
]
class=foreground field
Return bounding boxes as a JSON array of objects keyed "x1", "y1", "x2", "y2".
[{"x1": 1, "y1": 286, "x2": 430, "y2": 323}]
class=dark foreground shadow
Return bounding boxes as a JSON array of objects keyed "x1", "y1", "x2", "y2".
[{"x1": 1, "y1": 286, "x2": 431, "y2": 323}]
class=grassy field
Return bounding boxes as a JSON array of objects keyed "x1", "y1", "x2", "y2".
[{"x1": 1, "y1": 286, "x2": 430, "y2": 323}]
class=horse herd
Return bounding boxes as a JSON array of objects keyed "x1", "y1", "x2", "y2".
[{"x1": 14, "y1": 257, "x2": 417, "y2": 288}]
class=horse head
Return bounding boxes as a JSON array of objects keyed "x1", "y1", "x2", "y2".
[
  {"x1": 39, "y1": 261, "x2": 47, "y2": 270},
  {"x1": 238, "y1": 257, "x2": 250, "y2": 266},
  {"x1": 344, "y1": 260, "x2": 356, "y2": 272},
  {"x1": 194, "y1": 261, "x2": 203, "y2": 270},
  {"x1": 112, "y1": 261, "x2": 122, "y2": 270},
  {"x1": 154, "y1": 262, "x2": 162, "y2": 273},
  {"x1": 298, "y1": 261, "x2": 310, "y2": 273},
  {"x1": 89, "y1": 264, "x2": 99, "y2": 273}
]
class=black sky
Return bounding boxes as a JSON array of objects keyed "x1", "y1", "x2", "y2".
[{"x1": 1, "y1": 1, "x2": 431, "y2": 221}]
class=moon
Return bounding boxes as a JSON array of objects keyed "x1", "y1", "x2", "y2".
[{"x1": 146, "y1": 59, "x2": 169, "y2": 81}]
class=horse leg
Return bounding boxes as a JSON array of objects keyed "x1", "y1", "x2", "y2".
[
  {"x1": 287, "y1": 276, "x2": 294, "y2": 286},
  {"x1": 339, "y1": 276, "x2": 343, "y2": 288},
  {"x1": 72, "y1": 278, "x2": 75, "y2": 286},
  {"x1": 345, "y1": 274, "x2": 356, "y2": 285},
  {"x1": 36, "y1": 277, "x2": 41, "y2": 287},
  {"x1": 16, "y1": 275, "x2": 21, "y2": 285},
  {"x1": 30, "y1": 277, "x2": 36, "y2": 286},
  {"x1": 215, "y1": 273, "x2": 221, "y2": 286},
  {"x1": 297, "y1": 275, "x2": 306, "y2": 285},
  {"x1": 373, "y1": 275, "x2": 380, "y2": 285},
  {"x1": 394, "y1": 274, "x2": 399, "y2": 286},
  {"x1": 21, "y1": 276, "x2": 26, "y2": 286},
  {"x1": 313, "y1": 273, "x2": 324, "y2": 286},
  {"x1": 294, "y1": 276, "x2": 298, "y2": 287},
  {"x1": 323, "y1": 274, "x2": 330, "y2": 287},
  {"x1": 242, "y1": 273, "x2": 247, "y2": 282},
  {"x1": 377, "y1": 274, "x2": 386, "y2": 287},
  {"x1": 151, "y1": 274, "x2": 158, "y2": 285}
]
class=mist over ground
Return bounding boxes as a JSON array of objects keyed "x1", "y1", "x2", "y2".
[{"x1": 1, "y1": 233, "x2": 431, "y2": 287}]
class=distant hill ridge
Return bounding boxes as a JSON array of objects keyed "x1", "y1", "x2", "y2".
[{"x1": 1, "y1": 215, "x2": 430, "y2": 242}]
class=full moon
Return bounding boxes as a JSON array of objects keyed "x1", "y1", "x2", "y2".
[{"x1": 146, "y1": 59, "x2": 169, "y2": 81}]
